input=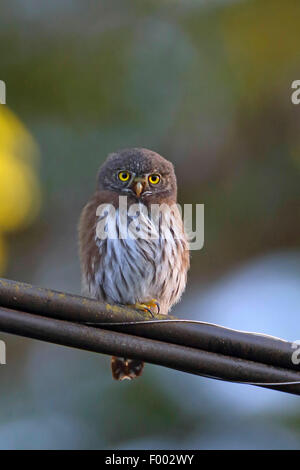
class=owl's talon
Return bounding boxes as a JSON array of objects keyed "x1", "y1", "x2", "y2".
[
  {"x1": 131, "y1": 299, "x2": 160, "y2": 317},
  {"x1": 146, "y1": 299, "x2": 160, "y2": 315}
]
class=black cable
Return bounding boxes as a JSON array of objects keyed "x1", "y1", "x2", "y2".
[
  {"x1": 0, "y1": 278, "x2": 298, "y2": 374},
  {"x1": 0, "y1": 305, "x2": 300, "y2": 394},
  {"x1": 0, "y1": 278, "x2": 300, "y2": 393}
]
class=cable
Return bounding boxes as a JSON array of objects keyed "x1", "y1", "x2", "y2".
[
  {"x1": 83, "y1": 320, "x2": 300, "y2": 387},
  {"x1": 0, "y1": 278, "x2": 300, "y2": 394}
]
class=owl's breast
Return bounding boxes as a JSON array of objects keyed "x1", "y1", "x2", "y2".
[
  {"x1": 94, "y1": 236, "x2": 159, "y2": 305},
  {"x1": 86, "y1": 205, "x2": 189, "y2": 313}
]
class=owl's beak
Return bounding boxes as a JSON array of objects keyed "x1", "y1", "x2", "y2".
[{"x1": 132, "y1": 177, "x2": 146, "y2": 197}]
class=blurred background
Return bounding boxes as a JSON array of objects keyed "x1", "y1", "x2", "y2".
[{"x1": 0, "y1": 0, "x2": 300, "y2": 449}]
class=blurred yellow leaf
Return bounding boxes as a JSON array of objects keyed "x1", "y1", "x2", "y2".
[
  {"x1": 0, "y1": 106, "x2": 38, "y2": 163},
  {"x1": 0, "y1": 153, "x2": 41, "y2": 231},
  {"x1": 0, "y1": 106, "x2": 41, "y2": 274}
]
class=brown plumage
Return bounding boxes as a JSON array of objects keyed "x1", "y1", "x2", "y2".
[{"x1": 78, "y1": 148, "x2": 189, "y2": 380}]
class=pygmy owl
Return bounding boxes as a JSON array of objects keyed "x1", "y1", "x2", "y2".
[{"x1": 78, "y1": 148, "x2": 190, "y2": 380}]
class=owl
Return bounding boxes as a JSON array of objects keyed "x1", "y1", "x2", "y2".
[{"x1": 78, "y1": 148, "x2": 190, "y2": 380}]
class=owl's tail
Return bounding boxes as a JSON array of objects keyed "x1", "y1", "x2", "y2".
[{"x1": 111, "y1": 356, "x2": 144, "y2": 381}]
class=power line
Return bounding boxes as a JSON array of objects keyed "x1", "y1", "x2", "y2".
[{"x1": 0, "y1": 278, "x2": 299, "y2": 395}]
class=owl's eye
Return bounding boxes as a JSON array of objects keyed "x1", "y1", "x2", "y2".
[
  {"x1": 148, "y1": 174, "x2": 160, "y2": 185},
  {"x1": 118, "y1": 171, "x2": 131, "y2": 182}
]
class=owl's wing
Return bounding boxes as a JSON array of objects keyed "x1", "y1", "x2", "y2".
[{"x1": 78, "y1": 191, "x2": 105, "y2": 298}]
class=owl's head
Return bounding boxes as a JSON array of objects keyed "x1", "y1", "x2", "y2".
[{"x1": 97, "y1": 148, "x2": 177, "y2": 202}]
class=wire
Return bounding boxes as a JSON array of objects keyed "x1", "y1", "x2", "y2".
[
  {"x1": 82, "y1": 319, "x2": 300, "y2": 387},
  {"x1": 0, "y1": 278, "x2": 300, "y2": 394},
  {"x1": 84, "y1": 317, "x2": 287, "y2": 342}
]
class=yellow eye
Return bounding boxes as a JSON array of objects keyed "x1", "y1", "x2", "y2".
[
  {"x1": 118, "y1": 171, "x2": 130, "y2": 182},
  {"x1": 148, "y1": 174, "x2": 160, "y2": 185}
]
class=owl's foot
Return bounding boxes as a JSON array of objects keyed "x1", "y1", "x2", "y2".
[{"x1": 131, "y1": 299, "x2": 160, "y2": 317}]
